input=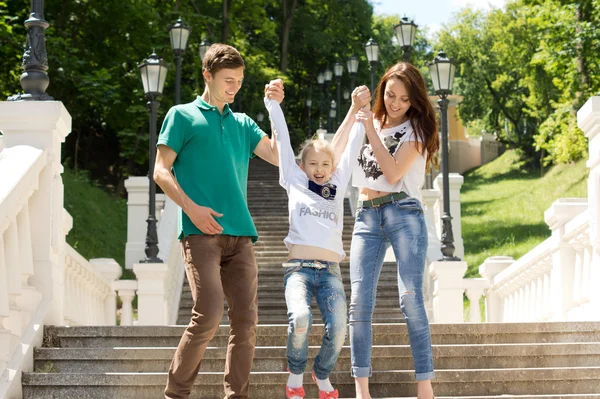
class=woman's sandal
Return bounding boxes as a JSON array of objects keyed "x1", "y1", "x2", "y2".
[
  {"x1": 285, "y1": 386, "x2": 305, "y2": 398},
  {"x1": 311, "y1": 371, "x2": 339, "y2": 399}
]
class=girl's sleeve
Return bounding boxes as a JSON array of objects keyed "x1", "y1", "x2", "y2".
[
  {"x1": 334, "y1": 121, "x2": 366, "y2": 187},
  {"x1": 264, "y1": 98, "x2": 302, "y2": 189}
]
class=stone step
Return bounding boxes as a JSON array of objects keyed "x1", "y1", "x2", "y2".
[
  {"x1": 179, "y1": 286, "x2": 401, "y2": 300},
  {"x1": 176, "y1": 313, "x2": 404, "y2": 326},
  {"x1": 35, "y1": 343, "x2": 600, "y2": 373},
  {"x1": 22, "y1": 367, "x2": 600, "y2": 398},
  {"x1": 176, "y1": 308, "x2": 406, "y2": 323},
  {"x1": 45, "y1": 323, "x2": 600, "y2": 348}
]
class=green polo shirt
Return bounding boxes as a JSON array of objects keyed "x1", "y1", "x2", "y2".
[{"x1": 157, "y1": 96, "x2": 266, "y2": 242}]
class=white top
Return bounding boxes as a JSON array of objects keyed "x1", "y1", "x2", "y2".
[
  {"x1": 352, "y1": 119, "x2": 426, "y2": 202},
  {"x1": 265, "y1": 98, "x2": 365, "y2": 261}
]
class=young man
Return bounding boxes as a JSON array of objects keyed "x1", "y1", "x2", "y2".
[{"x1": 153, "y1": 43, "x2": 284, "y2": 399}]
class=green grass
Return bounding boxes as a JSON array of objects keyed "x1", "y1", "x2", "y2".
[
  {"x1": 62, "y1": 168, "x2": 134, "y2": 279},
  {"x1": 462, "y1": 150, "x2": 588, "y2": 277}
]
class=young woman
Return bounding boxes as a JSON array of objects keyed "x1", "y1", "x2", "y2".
[
  {"x1": 263, "y1": 93, "x2": 365, "y2": 399},
  {"x1": 332, "y1": 62, "x2": 439, "y2": 399}
]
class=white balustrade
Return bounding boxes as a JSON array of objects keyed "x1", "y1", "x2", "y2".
[
  {"x1": 469, "y1": 95, "x2": 600, "y2": 323},
  {"x1": 0, "y1": 101, "x2": 134, "y2": 398}
]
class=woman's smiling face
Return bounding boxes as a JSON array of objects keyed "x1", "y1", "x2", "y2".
[{"x1": 384, "y1": 77, "x2": 411, "y2": 121}]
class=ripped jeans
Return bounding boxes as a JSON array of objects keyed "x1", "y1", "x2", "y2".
[
  {"x1": 284, "y1": 260, "x2": 347, "y2": 379},
  {"x1": 349, "y1": 197, "x2": 434, "y2": 381}
]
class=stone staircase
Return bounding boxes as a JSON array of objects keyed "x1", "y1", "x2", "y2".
[
  {"x1": 177, "y1": 158, "x2": 405, "y2": 325},
  {"x1": 24, "y1": 322, "x2": 600, "y2": 398},
  {"x1": 22, "y1": 158, "x2": 600, "y2": 398}
]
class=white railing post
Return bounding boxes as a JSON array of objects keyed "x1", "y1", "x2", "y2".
[
  {"x1": 462, "y1": 278, "x2": 489, "y2": 322},
  {"x1": 577, "y1": 95, "x2": 600, "y2": 318},
  {"x1": 0, "y1": 235, "x2": 12, "y2": 373},
  {"x1": 479, "y1": 256, "x2": 514, "y2": 322},
  {"x1": 429, "y1": 260, "x2": 468, "y2": 323},
  {"x1": 90, "y1": 258, "x2": 122, "y2": 325},
  {"x1": 113, "y1": 280, "x2": 138, "y2": 326},
  {"x1": 124, "y1": 177, "x2": 150, "y2": 270},
  {"x1": 133, "y1": 262, "x2": 169, "y2": 325},
  {"x1": 544, "y1": 199, "x2": 588, "y2": 320}
]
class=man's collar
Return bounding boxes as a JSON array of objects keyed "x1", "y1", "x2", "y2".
[{"x1": 193, "y1": 96, "x2": 232, "y2": 115}]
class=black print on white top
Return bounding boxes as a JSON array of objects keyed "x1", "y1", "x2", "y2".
[{"x1": 358, "y1": 127, "x2": 408, "y2": 180}]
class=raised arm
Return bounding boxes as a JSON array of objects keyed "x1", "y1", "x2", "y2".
[
  {"x1": 264, "y1": 98, "x2": 301, "y2": 188},
  {"x1": 253, "y1": 80, "x2": 285, "y2": 166},
  {"x1": 331, "y1": 85, "x2": 371, "y2": 164},
  {"x1": 334, "y1": 121, "x2": 366, "y2": 187}
]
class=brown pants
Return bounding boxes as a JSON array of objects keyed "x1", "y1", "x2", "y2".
[{"x1": 165, "y1": 235, "x2": 259, "y2": 399}]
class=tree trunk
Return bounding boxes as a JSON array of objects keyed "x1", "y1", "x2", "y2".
[
  {"x1": 574, "y1": 1, "x2": 590, "y2": 108},
  {"x1": 280, "y1": 0, "x2": 297, "y2": 73},
  {"x1": 222, "y1": 0, "x2": 232, "y2": 43}
]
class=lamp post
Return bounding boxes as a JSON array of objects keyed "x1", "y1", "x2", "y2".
[
  {"x1": 333, "y1": 62, "x2": 344, "y2": 128},
  {"x1": 365, "y1": 38, "x2": 379, "y2": 94},
  {"x1": 346, "y1": 55, "x2": 359, "y2": 91},
  {"x1": 324, "y1": 68, "x2": 333, "y2": 121},
  {"x1": 256, "y1": 111, "x2": 265, "y2": 131},
  {"x1": 306, "y1": 98, "x2": 312, "y2": 136},
  {"x1": 328, "y1": 100, "x2": 336, "y2": 132},
  {"x1": 317, "y1": 72, "x2": 325, "y2": 126},
  {"x1": 428, "y1": 50, "x2": 459, "y2": 261},
  {"x1": 169, "y1": 17, "x2": 191, "y2": 105},
  {"x1": 8, "y1": 0, "x2": 53, "y2": 101},
  {"x1": 343, "y1": 89, "x2": 350, "y2": 113},
  {"x1": 138, "y1": 52, "x2": 168, "y2": 263},
  {"x1": 199, "y1": 38, "x2": 211, "y2": 62},
  {"x1": 394, "y1": 17, "x2": 417, "y2": 62}
]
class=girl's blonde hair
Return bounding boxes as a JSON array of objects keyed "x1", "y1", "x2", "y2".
[{"x1": 300, "y1": 139, "x2": 336, "y2": 164}]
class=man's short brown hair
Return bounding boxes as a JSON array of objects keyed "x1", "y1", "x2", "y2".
[{"x1": 202, "y1": 43, "x2": 245, "y2": 76}]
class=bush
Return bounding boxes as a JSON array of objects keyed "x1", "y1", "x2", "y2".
[{"x1": 534, "y1": 103, "x2": 588, "y2": 165}]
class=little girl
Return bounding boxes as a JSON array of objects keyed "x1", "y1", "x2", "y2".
[{"x1": 264, "y1": 97, "x2": 365, "y2": 399}]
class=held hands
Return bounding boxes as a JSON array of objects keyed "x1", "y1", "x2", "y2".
[
  {"x1": 264, "y1": 79, "x2": 285, "y2": 104},
  {"x1": 188, "y1": 204, "x2": 224, "y2": 235},
  {"x1": 351, "y1": 85, "x2": 371, "y2": 112},
  {"x1": 355, "y1": 108, "x2": 376, "y2": 137}
]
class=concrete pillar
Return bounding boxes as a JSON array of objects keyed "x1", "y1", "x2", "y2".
[
  {"x1": 479, "y1": 256, "x2": 514, "y2": 322},
  {"x1": 133, "y1": 262, "x2": 169, "y2": 325},
  {"x1": 429, "y1": 260, "x2": 468, "y2": 323}
]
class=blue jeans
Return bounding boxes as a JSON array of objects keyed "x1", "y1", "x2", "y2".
[
  {"x1": 349, "y1": 197, "x2": 434, "y2": 381},
  {"x1": 284, "y1": 260, "x2": 347, "y2": 379}
]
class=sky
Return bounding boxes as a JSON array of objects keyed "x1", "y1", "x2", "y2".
[{"x1": 371, "y1": 0, "x2": 507, "y2": 36}]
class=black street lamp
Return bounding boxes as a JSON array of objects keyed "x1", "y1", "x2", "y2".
[
  {"x1": 394, "y1": 17, "x2": 417, "y2": 62},
  {"x1": 306, "y1": 98, "x2": 312, "y2": 136},
  {"x1": 169, "y1": 17, "x2": 191, "y2": 105},
  {"x1": 199, "y1": 38, "x2": 212, "y2": 62},
  {"x1": 333, "y1": 62, "x2": 344, "y2": 128},
  {"x1": 328, "y1": 100, "x2": 336, "y2": 132},
  {"x1": 139, "y1": 52, "x2": 168, "y2": 263},
  {"x1": 8, "y1": 0, "x2": 53, "y2": 101},
  {"x1": 317, "y1": 72, "x2": 325, "y2": 124},
  {"x1": 428, "y1": 50, "x2": 459, "y2": 262},
  {"x1": 346, "y1": 55, "x2": 359, "y2": 91},
  {"x1": 365, "y1": 38, "x2": 379, "y2": 94}
]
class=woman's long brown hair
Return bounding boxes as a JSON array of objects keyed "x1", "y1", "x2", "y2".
[{"x1": 372, "y1": 62, "x2": 439, "y2": 166}]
